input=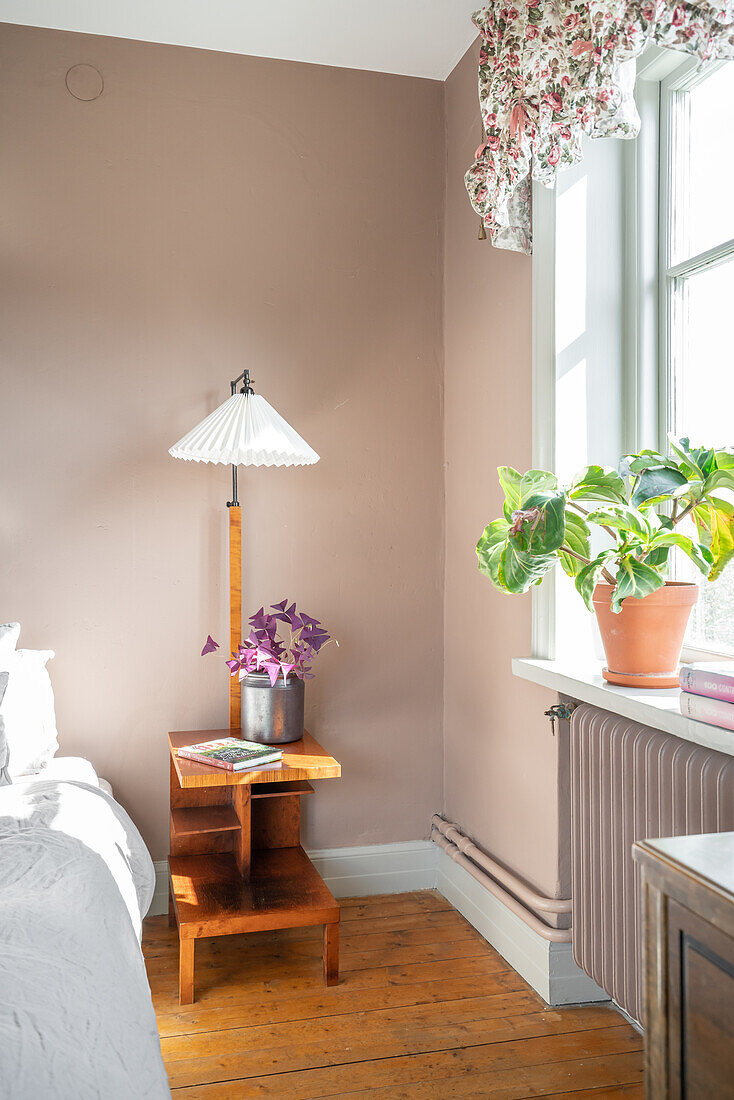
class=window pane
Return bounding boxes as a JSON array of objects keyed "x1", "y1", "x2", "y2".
[
  {"x1": 675, "y1": 533, "x2": 734, "y2": 655},
  {"x1": 672, "y1": 258, "x2": 734, "y2": 448},
  {"x1": 673, "y1": 65, "x2": 734, "y2": 264},
  {"x1": 671, "y1": 257, "x2": 734, "y2": 654}
]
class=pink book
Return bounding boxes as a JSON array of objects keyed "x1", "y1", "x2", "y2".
[
  {"x1": 680, "y1": 691, "x2": 734, "y2": 731},
  {"x1": 679, "y1": 662, "x2": 734, "y2": 703}
]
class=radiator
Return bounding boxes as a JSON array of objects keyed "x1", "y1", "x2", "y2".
[{"x1": 570, "y1": 702, "x2": 734, "y2": 1024}]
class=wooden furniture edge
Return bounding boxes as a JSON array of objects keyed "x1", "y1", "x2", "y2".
[
  {"x1": 168, "y1": 729, "x2": 341, "y2": 1004},
  {"x1": 634, "y1": 838, "x2": 734, "y2": 938},
  {"x1": 169, "y1": 729, "x2": 341, "y2": 788},
  {"x1": 633, "y1": 833, "x2": 734, "y2": 1098}
]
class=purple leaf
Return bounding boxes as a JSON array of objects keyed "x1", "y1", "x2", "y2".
[
  {"x1": 201, "y1": 635, "x2": 219, "y2": 656},
  {"x1": 249, "y1": 608, "x2": 272, "y2": 632},
  {"x1": 241, "y1": 651, "x2": 257, "y2": 674},
  {"x1": 256, "y1": 645, "x2": 275, "y2": 665},
  {"x1": 283, "y1": 602, "x2": 302, "y2": 628},
  {"x1": 262, "y1": 659, "x2": 282, "y2": 687},
  {"x1": 226, "y1": 602, "x2": 333, "y2": 683}
]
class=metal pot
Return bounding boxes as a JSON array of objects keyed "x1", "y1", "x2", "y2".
[{"x1": 241, "y1": 670, "x2": 305, "y2": 744}]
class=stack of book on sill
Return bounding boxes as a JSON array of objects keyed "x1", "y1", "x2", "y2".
[{"x1": 680, "y1": 663, "x2": 734, "y2": 731}]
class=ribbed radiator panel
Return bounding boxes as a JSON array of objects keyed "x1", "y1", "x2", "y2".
[{"x1": 570, "y1": 703, "x2": 734, "y2": 1024}]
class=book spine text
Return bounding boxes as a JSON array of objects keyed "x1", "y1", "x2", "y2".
[
  {"x1": 679, "y1": 667, "x2": 734, "y2": 702},
  {"x1": 680, "y1": 691, "x2": 734, "y2": 731}
]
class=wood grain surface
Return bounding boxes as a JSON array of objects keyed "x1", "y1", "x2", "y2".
[
  {"x1": 144, "y1": 889, "x2": 643, "y2": 1097},
  {"x1": 169, "y1": 730, "x2": 340, "y2": 789}
]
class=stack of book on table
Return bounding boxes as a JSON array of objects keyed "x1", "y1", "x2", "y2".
[
  {"x1": 177, "y1": 737, "x2": 282, "y2": 771},
  {"x1": 679, "y1": 663, "x2": 734, "y2": 730}
]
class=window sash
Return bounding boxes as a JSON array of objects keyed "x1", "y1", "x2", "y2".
[
  {"x1": 529, "y1": 49, "x2": 733, "y2": 659},
  {"x1": 660, "y1": 60, "x2": 734, "y2": 658}
]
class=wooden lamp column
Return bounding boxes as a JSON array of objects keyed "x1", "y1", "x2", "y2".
[
  {"x1": 228, "y1": 500, "x2": 241, "y2": 730},
  {"x1": 225, "y1": 368, "x2": 249, "y2": 732}
]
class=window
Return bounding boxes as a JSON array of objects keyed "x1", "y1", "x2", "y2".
[
  {"x1": 661, "y1": 60, "x2": 734, "y2": 656},
  {"x1": 529, "y1": 53, "x2": 734, "y2": 661}
]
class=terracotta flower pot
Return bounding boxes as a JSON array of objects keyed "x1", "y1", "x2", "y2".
[{"x1": 592, "y1": 581, "x2": 698, "y2": 688}]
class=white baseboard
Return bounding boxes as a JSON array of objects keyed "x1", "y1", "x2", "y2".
[
  {"x1": 148, "y1": 840, "x2": 609, "y2": 1010},
  {"x1": 147, "y1": 840, "x2": 436, "y2": 917},
  {"x1": 435, "y1": 848, "x2": 608, "y2": 1007},
  {"x1": 307, "y1": 840, "x2": 436, "y2": 898}
]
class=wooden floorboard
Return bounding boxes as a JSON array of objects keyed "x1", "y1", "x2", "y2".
[{"x1": 143, "y1": 889, "x2": 643, "y2": 1099}]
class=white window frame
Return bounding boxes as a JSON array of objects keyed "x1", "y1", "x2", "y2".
[
  {"x1": 659, "y1": 56, "x2": 734, "y2": 458},
  {"x1": 658, "y1": 56, "x2": 734, "y2": 660},
  {"x1": 531, "y1": 181, "x2": 557, "y2": 659},
  {"x1": 530, "y1": 45, "x2": 734, "y2": 661}
]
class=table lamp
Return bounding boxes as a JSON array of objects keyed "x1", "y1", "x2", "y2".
[{"x1": 169, "y1": 370, "x2": 319, "y2": 729}]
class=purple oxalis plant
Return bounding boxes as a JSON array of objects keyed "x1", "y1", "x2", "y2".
[{"x1": 202, "y1": 601, "x2": 335, "y2": 687}]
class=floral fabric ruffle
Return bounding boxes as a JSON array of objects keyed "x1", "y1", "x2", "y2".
[{"x1": 466, "y1": 0, "x2": 734, "y2": 253}]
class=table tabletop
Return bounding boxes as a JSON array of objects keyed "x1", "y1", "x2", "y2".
[{"x1": 169, "y1": 728, "x2": 341, "y2": 788}]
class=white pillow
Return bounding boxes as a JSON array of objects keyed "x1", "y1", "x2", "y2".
[
  {"x1": 0, "y1": 671, "x2": 9, "y2": 785},
  {"x1": 0, "y1": 623, "x2": 20, "y2": 660},
  {"x1": 0, "y1": 649, "x2": 59, "y2": 777}
]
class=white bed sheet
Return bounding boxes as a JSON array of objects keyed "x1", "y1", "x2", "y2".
[
  {"x1": 13, "y1": 756, "x2": 114, "y2": 797},
  {"x1": 0, "y1": 771, "x2": 170, "y2": 1098},
  {"x1": 13, "y1": 754, "x2": 101, "y2": 788}
]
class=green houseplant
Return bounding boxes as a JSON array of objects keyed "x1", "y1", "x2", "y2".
[{"x1": 476, "y1": 438, "x2": 734, "y2": 686}]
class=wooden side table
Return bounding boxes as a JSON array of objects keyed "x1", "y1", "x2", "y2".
[
  {"x1": 633, "y1": 832, "x2": 734, "y2": 1099},
  {"x1": 168, "y1": 728, "x2": 341, "y2": 1005}
]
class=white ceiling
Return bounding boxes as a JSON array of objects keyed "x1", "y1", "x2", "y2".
[{"x1": 0, "y1": 0, "x2": 479, "y2": 80}]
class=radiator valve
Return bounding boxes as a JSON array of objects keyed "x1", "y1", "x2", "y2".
[{"x1": 544, "y1": 702, "x2": 577, "y2": 735}]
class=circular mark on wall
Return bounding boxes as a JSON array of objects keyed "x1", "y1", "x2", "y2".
[{"x1": 65, "y1": 64, "x2": 104, "y2": 101}]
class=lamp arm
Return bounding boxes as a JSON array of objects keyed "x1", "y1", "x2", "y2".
[
  {"x1": 228, "y1": 465, "x2": 239, "y2": 508},
  {"x1": 226, "y1": 370, "x2": 254, "y2": 506},
  {"x1": 230, "y1": 369, "x2": 254, "y2": 395}
]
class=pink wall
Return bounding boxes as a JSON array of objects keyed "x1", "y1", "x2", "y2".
[
  {"x1": 443, "y1": 43, "x2": 560, "y2": 898},
  {"x1": 0, "y1": 24, "x2": 445, "y2": 859},
  {"x1": 2, "y1": 24, "x2": 564, "y2": 897}
]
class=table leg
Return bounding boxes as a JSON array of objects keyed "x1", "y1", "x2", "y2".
[
  {"x1": 232, "y1": 785, "x2": 252, "y2": 879},
  {"x1": 179, "y1": 937, "x2": 195, "y2": 1005},
  {"x1": 323, "y1": 921, "x2": 339, "y2": 986},
  {"x1": 168, "y1": 884, "x2": 176, "y2": 928}
]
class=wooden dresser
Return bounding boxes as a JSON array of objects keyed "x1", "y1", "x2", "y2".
[{"x1": 633, "y1": 832, "x2": 734, "y2": 1100}]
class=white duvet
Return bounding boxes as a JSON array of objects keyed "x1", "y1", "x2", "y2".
[{"x1": 0, "y1": 775, "x2": 170, "y2": 1099}]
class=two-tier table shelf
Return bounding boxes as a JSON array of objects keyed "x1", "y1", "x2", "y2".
[{"x1": 168, "y1": 728, "x2": 341, "y2": 1004}]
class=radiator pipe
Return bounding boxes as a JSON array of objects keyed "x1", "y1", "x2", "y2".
[
  {"x1": 431, "y1": 829, "x2": 572, "y2": 944},
  {"x1": 431, "y1": 815, "x2": 572, "y2": 915},
  {"x1": 431, "y1": 816, "x2": 573, "y2": 944}
]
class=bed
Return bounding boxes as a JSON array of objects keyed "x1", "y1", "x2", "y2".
[{"x1": 0, "y1": 757, "x2": 170, "y2": 1099}]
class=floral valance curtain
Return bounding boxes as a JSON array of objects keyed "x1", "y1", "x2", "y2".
[{"x1": 466, "y1": 0, "x2": 734, "y2": 253}]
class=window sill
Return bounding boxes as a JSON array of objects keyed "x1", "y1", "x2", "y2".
[{"x1": 513, "y1": 657, "x2": 734, "y2": 759}]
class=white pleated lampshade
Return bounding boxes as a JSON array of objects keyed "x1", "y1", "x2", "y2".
[{"x1": 169, "y1": 392, "x2": 319, "y2": 467}]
